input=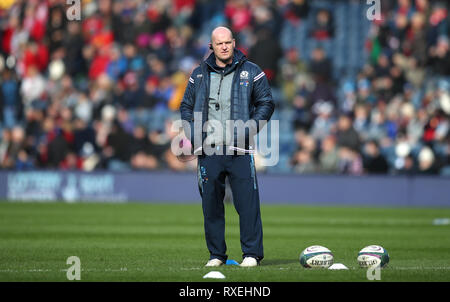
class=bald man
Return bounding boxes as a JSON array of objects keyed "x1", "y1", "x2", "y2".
[
  {"x1": 180, "y1": 26, "x2": 275, "y2": 267},
  {"x1": 210, "y1": 27, "x2": 235, "y2": 67}
]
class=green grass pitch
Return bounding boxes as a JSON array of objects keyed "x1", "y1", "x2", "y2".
[{"x1": 0, "y1": 201, "x2": 449, "y2": 282}]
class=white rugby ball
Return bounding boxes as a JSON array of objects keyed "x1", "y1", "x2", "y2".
[
  {"x1": 299, "y1": 245, "x2": 334, "y2": 268},
  {"x1": 357, "y1": 245, "x2": 389, "y2": 268}
]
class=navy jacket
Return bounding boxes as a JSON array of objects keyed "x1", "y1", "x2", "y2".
[{"x1": 180, "y1": 49, "x2": 275, "y2": 151}]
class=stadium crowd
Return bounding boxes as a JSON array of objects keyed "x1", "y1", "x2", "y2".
[{"x1": 0, "y1": 0, "x2": 449, "y2": 175}]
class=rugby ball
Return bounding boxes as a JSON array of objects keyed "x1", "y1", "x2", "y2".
[
  {"x1": 299, "y1": 245, "x2": 334, "y2": 268},
  {"x1": 357, "y1": 245, "x2": 389, "y2": 268}
]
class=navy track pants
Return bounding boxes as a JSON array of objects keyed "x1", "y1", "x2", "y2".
[{"x1": 197, "y1": 150, "x2": 264, "y2": 262}]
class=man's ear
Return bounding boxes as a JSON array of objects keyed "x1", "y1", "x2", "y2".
[{"x1": 209, "y1": 43, "x2": 213, "y2": 50}]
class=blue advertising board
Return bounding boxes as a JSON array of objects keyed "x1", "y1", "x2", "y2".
[{"x1": 0, "y1": 171, "x2": 449, "y2": 207}]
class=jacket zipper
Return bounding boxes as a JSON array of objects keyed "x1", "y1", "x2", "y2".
[
  {"x1": 218, "y1": 70, "x2": 224, "y2": 142},
  {"x1": 217, "y1": 70, "x2": 224, "y2": 101},
  {"x1": 202, "y1": 59, "x2": 246, "y2": 145}
]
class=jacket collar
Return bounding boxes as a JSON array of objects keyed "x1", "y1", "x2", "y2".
[{"x1": 204, "y1": 48, "x2": 247, "y2": 75}]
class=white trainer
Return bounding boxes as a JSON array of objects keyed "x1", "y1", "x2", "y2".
[
  {"x1": 205, "y1": 259, "x2": 224, "y2": 267},
  {"x1": 240, "y1": 257, "x2": 259, "y2": 267}
]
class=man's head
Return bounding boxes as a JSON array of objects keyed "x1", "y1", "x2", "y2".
[
  {"x1": 210, "y1": 26, "x2": 235, "y2": 67},
  {"x1": 338, "y1": 114, "x2": 352, "y2": 131}
]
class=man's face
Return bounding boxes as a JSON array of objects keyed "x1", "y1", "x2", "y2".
[{"x1": 211, "y1": 30, "x2": 235, "y2": 65}]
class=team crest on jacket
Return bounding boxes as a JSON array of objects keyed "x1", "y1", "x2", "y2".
[{"x1": 240, "y1": 71, "x2": 249, "y2": 80}]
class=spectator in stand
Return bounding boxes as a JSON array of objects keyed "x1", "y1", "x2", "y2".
[
  {"x1": 103, "y1": 120, "x2": 133, "y2": 171},
  {"x1": 248, "y1": 27, "x2": 283, "y2": 85},
  {"x1": 309, "y1": 8, "x2": 334, "y2": 57},
  {"x1": 427, "y1": 2, "x2": 449, "y2": 44},
  {"x1": 318, "y1": 135, "x2": 339, "y2": 174},
  {"x1": 23, "y1": 107, "x2": 44, "y2": 149},
  {"x1": 7, "y1": 126, "x2": 26, "y2": 167},
  {"x1": 20, "y1": 65, "x2": 46, "y2": 110},
  {"x1": 118, "y1": 71, "x2": 144, "y2": 109},
  {"x1": 73, "y1": 118, "x2": 97, "y2": 156},
  {"x1": 389, "y1": 64, "x2": 407, "y2": 96},
  {"x1": 292, "y1": 89, "x2": 313, "y2": 130},
  {"x1": 88, "y1": 45, "x2": 111, "y2": 80},
  {"x1": 116, "y1": 107, "x2": 135, "y2": 135},
  {"x1": 59, "y1": 151, "x2": 83, "y2": 170},
  {"x1": 63, "y1": 21, "x2": 85, "y2": 77},
  {"x1": 355, "y1": 78, "x2": 377, "y2": 106},
  {"x1": 46, "y1": 127, "x2": 71, "y2": 168},
  {"x1": 307, "y1": 47, "x2": 336, "y2": 113},
  {"x1": 309, "y1": 47, "x2": 332, "y2": 84},
  {"x1": 338, "y1": 146, "x2": 364, "y2": 176},
  {"x1": 399, "y1": 153, "x2": 417, "y2": 175},
  {"x1": 284, "y1": 0, "x2": 310, "y2": 25},
  {"x1": 405, "y1": 12, "x2": 428, "y2": 67},
  {"x1": 417, "y1": 146, "x2": 439, "y2": 174},
  {"x1": 122, "y1": 43, "x2": 145, "y2": 75},
  {"x1": 106, "y1": 43, "x2": 127, "y2": 82},
  {"x1": 250, "y1": 2, "x2": 282, "y2": 38},
  {"x1": 224, "y1": 0, "x2": 252, "y2": 34},
  {"x1": 130, "y1": 125, "x2": 158, "y2": 170},
  {"x1": 0, "y1": 128, "x2": 12, "y2": 168},
  {"x1": 0, "y1": 68, "x2": 22, "y2": 128},
  {"x1": 291, "y1": 132, "x2": 317, "y2": 173},
  {"x1": 310, "y1": 101, "x2": 335, "y2": 143},
  {"x1": 428, "y1": 36, "x2": 450, "y2": 76},
  {"x1": 363, "y1": 140, "x2": 390, "y2": 174},
  {"x1": 397, "y1": 0, "x2": 414, "y2": 18},
  {"x1": 310, "y1": 8, "x2": 334, "y2": 41},
  {"x1": 46, "y1": 3, "x2": 66, "y2": 54},
  {"x1": 278, "y1": 47, "x2": 309, "y2": 104},
  {"x1": 15, "y1": 149, "x2": 34, "y2": 170},
  {"x1": 292, "y1": 149, "x2": 317, "y2": 174},
  {"x1": 336, "y1": 114, "x2": 361, "y2": 153},
  {"x1": 353, "y1": 104, "x2": 371, "y2": 142},
  {"x1": 367, "y1": 109, "x2": 388, "y2": 142}
]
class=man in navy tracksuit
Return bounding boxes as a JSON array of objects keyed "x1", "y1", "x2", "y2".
[{"x1": 180, "y1": 27, "x2": 275, "y2": 267}]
